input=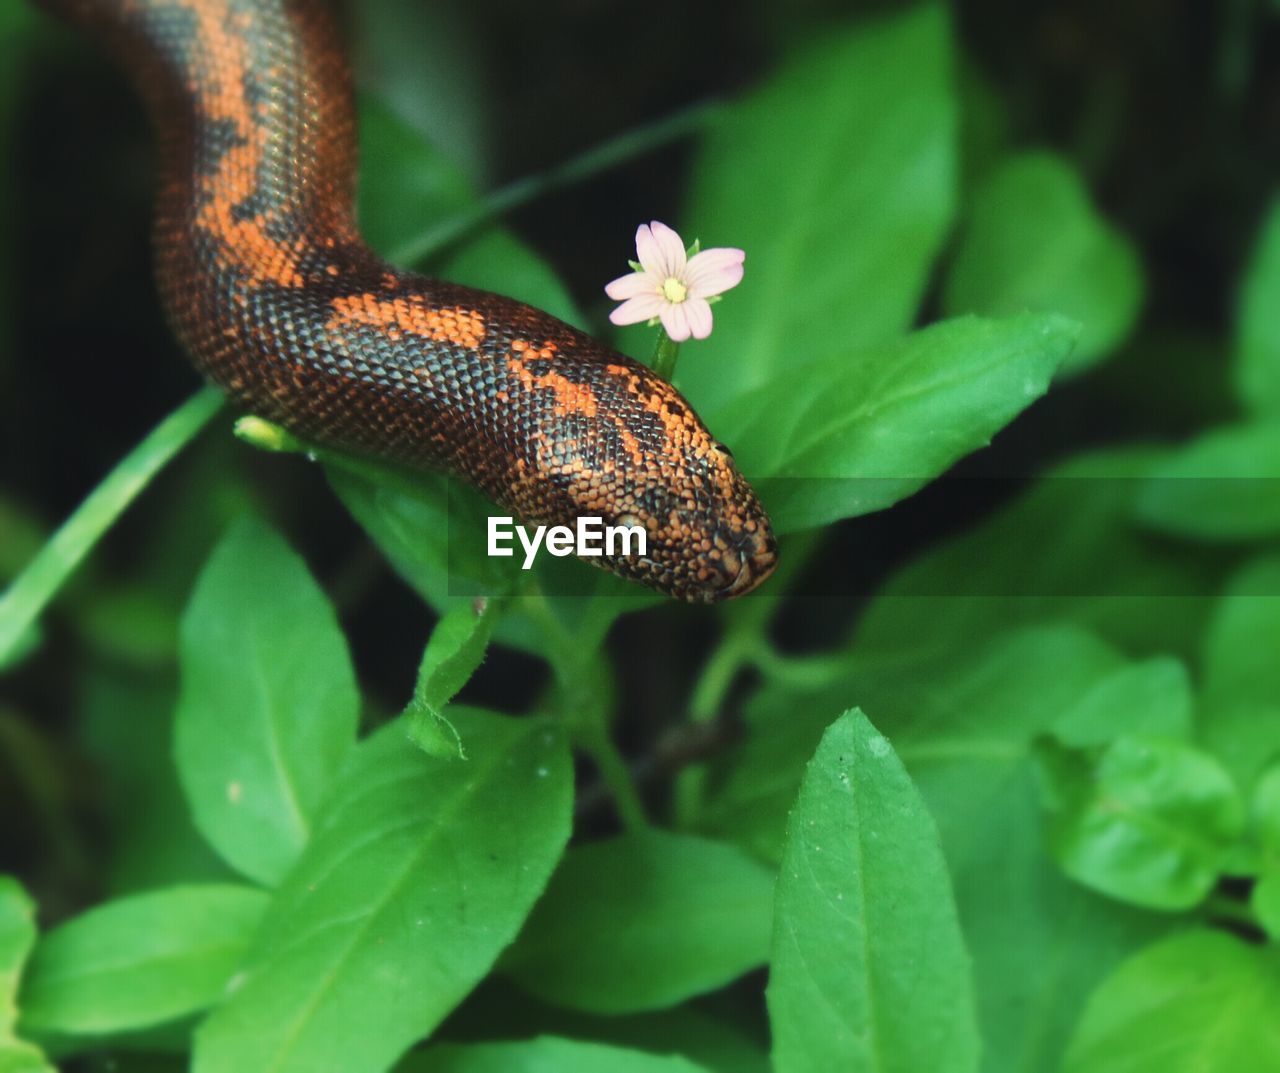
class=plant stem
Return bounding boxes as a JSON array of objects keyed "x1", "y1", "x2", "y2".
[
  {"x1": 673, "y1": 624, "x2": 757, "y2": 827},
  {"x1": 684, "y1": 529, "x2": 825, "y2": 722},
  {"x1": 688, "y1": 626, "x2": 759, "y2": 723},
  {"x1": 519, "y1": 587, "x2": 648, "y2": 830},
  {"x1": 753, "y1": 648, "x2": 849, "y2": 690},
  {"x1": 0, "y1": 386, "x2": 224, "y2": 668},
  {"x1": 578, "y1": 723, "x2": 648, "y2": 831},
  {"x1": 652, "y1": 332, "x2": 682, "y2": 382},
  {"x1": 673, "y1": 530, "x2": 825, "y2": 825},
  {"x1": 388, "y1": 99, "x2": 721, "y2": 267}
]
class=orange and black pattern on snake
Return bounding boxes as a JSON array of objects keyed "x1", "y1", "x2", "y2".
[{"x1": 39, "y1": 0, "x2": 778, "y2": 601}]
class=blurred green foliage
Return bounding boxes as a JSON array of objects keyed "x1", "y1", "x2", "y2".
[{"x1": 5, "y1": 0, "x2": 1280, "y2": 1070}]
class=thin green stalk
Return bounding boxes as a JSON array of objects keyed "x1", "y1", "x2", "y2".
[
  {"x1": 673, "y1": 530, "x2": 825, "y2": 825},
  {"x1": 674, "y1": 625, "x2": 758, "y2": 827},
  {"x1": 685, "y1": 528, "x2": 825, "y2": 722},
  {"x1": 753, "y1": 648, "x2": 849, "y2": 690},
  {"x1": 688, "y1": 626, "x2": 759, "y2": 724},
  {"x1": 577, "y1": 722, "x2": 648, "y2": 831},
  {"x1": 651, "y1": 332, "x2": 681, "y2": 383},
  {"x1": 520, "y1": 587, "x2": 648, "y2": 830},
  {"x1": 387, "y1": 99, "x2": 721, "y2": 267},
  {"x1": 0, "y1": 386, "x2": 223, "y2": 667}
]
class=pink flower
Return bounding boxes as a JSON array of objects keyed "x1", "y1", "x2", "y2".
[{"x1": 605, "y1": 221, "x2": 744, "y2": 342}]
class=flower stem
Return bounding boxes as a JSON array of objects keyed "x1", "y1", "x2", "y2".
[
  {"x1": 0, "y1": 386, "x2": 224, "y2": 669},
  {"x1": 652, "y1": 332, "x2": 681, "y2": 382}
]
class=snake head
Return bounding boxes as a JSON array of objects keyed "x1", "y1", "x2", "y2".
[
  {"x1": 457, "y1": 314, "x2": 778, "y2": 602},
  {"x1": 534, "y1": 379, "x2": 778, "y2": 602},
  {"x1": 605, "y1": 438, "x2": 778, "y2": 603}
]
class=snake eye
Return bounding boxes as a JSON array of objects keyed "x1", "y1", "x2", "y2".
[{"x1": 711, "y1": 442, "x2": 734, "y2": 461}]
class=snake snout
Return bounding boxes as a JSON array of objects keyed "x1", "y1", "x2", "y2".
[{"x1": 705, "y1": 522, "x2": 778, "y2": 602}]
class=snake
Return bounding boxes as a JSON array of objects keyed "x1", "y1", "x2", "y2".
[{"x1": 34, "y1": 0, "x2": 777, "y2": 602}]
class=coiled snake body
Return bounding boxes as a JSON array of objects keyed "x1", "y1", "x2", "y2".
[{"x1": 38, "y1": 0, "x2": 777, "y2": 601}]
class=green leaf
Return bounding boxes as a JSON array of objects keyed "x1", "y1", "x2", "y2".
[
  {"x1": 352, "y1": 6, "x2": 490, "y2": 187},
  {"x1": 1101, "y1": 327, "x2": 1237, "y2": 429},
  {"x1": 357, "y1": 96, "x2": 582, "y2": 328},
  {"x1": 768, "y1": 710, "x2": 979, "y2": 1073},
  {"x1": 405, "y1": 601, "x2": 495, "y2": 757},
  {"x1": 503, "y1": 831, "x2": 774, "y2": 1015},
  {"x1": 326, "y1": 457, "x2": 512, "y2": 617},
  {"x1": 864, "y1": 634, "x2": 1170, "y2": 1073},
  {"x1": 0, "y1": 1044, "x2": 56, "y2": 1073},
  {"x1": 413, "y1": 984, "x2": 767, "y2": 1073},
  {"x1": 440, "y1": 229, "x2": 584, "y2": 333},
  {"x1": 192, "y1": 709, "x2": 572, "y2": 1073},
  {"x1": 702, "y1": 626, "x2": 1170, "y2": 1072},
  {"x1": 324, "y1": 450, "x2": 660, "y2": 658},
  {"x1": 855, "y1": 446, "x2": 1222, "y2": 662},
  {"x1": 1203, "y1": 555, "x2": 1280, "y2": 711},
  {"x1": 0, "y1": 879, "x2": 36, "y2": 1023},
  {"x1": 956, "y1": 58, "x2": 1010, "y2": 191},
  {"x1": 79, "y1": 665, "x2": 232, "y2": 895},
  {"x1": 1200, "y1": 555, "x2": 1280, "y2": 789},
  {"x1": 0, "y1": 878, "x2": 54, "y2": 1073},
  {"x1": 1254, "y1": 873, "x2": 1280, "y2": 939},
  {"x1": 175, "y1": 517, "x2": 360, "y2": 886},
  {"x1": 946, "y1": 769, "x2": 1165, "y2": 1073},
  {"x1": 20, "y1": 885, "x2": 268, "y2": 1037},
  {"x1": 675, "y1": 4, "x2": 957, "y2": 416},
  {"x1": 552, "y1": 1009, "x2": 767, "y2": 1073},
  {"x1": 943, "y1": 152, "x2": 1143, "y2": 373},
  {"x1": 356, "y1": 94, "x2": 474, "y2": 261},
  {"x1": 400, "y1": 1036, "x2": 710, "y2": 1073},
  {"x1": 1256, "y1": 762, "x2": 1280, "y2": 858},
  {"x1": 703, "y1": 624, "x2": 1129, "y2": 864},
  {"x1": 1036, "y1": 735, "x2": 1245, "y2": 910},
  {"x1": 1236, "y1": 194, "x2": 1280, "y2": 416},
  {"x1": 1051, "y1": 657, "x2": 1194, "y2": 747},
  {"x1": 1252, "y1": 765, "x2": 1280, "y2": 939},
  {"x1": 716, "y1": 313, "x2": 1076, "y2": 534},
  {"x1": 1061, "y1": 930, "x2": 1280, "y2": 1071},
  {"x1": 1136, "y1": 421, "x2": 1280, "y2": 540}
]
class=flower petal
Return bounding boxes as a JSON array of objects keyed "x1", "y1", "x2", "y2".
[
  {"x1": 609, "y1": 292, "x2": 665, "y2": 326},
  {"x1": 605, "y1": 270, "x2": 657, "y2": 300},
  {"x1": 659, "y1": 301, "x2": 692, "y2": 342},
  {"x1": 685, "y1": 247, "x2": 745, "y2": 298},
  {"x1": 634, "y1": 224, "x2": 665, "y2": 277},
  {"x1": 648, "y1": 220, "x2": 688, "y2": 279},
  {"x1": 684, "y1": 297, "x2": 714, "y2": 340}
]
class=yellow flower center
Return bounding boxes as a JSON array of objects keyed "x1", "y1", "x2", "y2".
[{"x1": 661, "y1": 276, "x2": 688, "y2": 303}]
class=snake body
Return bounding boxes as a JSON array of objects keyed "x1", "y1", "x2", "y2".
[{"x1": 37, "y1": 0, "x2": 777, "y2": 601}]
